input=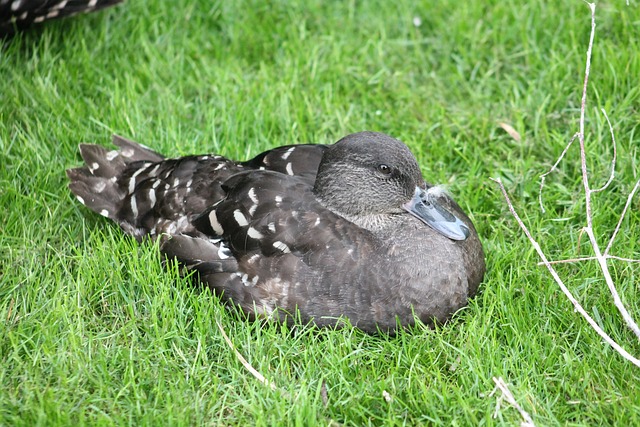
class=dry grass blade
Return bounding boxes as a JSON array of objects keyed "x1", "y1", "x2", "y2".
[
  {"x1": 499, "y1": 122, "x2": 522, "y2": 142},
  {"x1": 490, "y1": 377, "x2": 536, "y2": 427},
  {"x1": 216, "y1": 321, "x2": 278, "y2": 391}
]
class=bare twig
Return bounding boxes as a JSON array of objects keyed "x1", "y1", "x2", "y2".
[
  {"x1": 492, "y1": 177, "x2": 640, "y2": 368},
  {"x1": 577, "y1": 3, "x2": 640, "y2": 342},
  {"x1": 216, "y1": 321, "x2": 278, "y2": 391},
  {"x1": 584, "y1": 226, "x2": 640, "y2": 340},
  {"x1": 539, "y1": 255, "x2": 640, "y2": 265},
  {"x1": 490, "y1": 377, "x2": 536, "y2": 427},
  {"x1": 508, "y1": 1, "x2": 640, "y2": 362},
  {"x1": 539, "y1": 132, "x2": 579, "y2": 213},
  {"x1": 605, "y1": 178, "x2": 640, "y2": 256},
  {"x1": 578, "y1": 2, "x2": 597, "y2": 229}
]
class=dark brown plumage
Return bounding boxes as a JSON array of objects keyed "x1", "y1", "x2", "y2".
[{"x1": 67, "y1": 132, "x2": 485, "y2": 333}]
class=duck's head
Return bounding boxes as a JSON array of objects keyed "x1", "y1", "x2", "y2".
[{"x1": 313, "y1": 131, "x2": 470, "y2": 240}]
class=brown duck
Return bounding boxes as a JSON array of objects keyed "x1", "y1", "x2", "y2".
[{"x1": 67, "y1": 131, "x2": 485, "y2": 333}]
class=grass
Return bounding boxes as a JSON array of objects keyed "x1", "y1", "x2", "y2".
[{"x1": 1, "y1": 0, "x2": 640, "y2": 425}]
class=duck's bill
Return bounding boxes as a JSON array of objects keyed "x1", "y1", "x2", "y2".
[{"x1": 402, "y1": 186, "x2": 470, "y2": 241}]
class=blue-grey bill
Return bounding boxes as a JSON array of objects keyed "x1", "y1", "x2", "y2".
[{"x1": 402, "y1": 186, "x2": 470, "y2": 241}]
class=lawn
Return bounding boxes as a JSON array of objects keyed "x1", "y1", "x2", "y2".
[{"x1": 2, "y1": 0, "x2": 640, "y2": 425}]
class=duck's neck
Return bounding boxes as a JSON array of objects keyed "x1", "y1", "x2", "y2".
[
  {"x1": 315, "y1": 191, "x2": 408, "y2": 235},
  {"x1": 323, "y1": 205, "x2": 406, "y2": 237}
]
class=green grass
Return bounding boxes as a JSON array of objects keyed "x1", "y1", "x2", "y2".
[{"x1": 2, "y1": 0, "x2": 640, "y2": 425}]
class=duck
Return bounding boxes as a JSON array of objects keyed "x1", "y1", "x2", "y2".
[
  {"x1": 67, "y1": 131, "x2": 485, "y2": 333},
  {"x1": 1, "y1": 0, "x2": 123, "y2": 38}
]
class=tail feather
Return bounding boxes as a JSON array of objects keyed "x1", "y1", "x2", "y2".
[
  {"x1": 78, "y1": 143, "x2": 127, "y2": 179},
  {"x1": 67, "y1": 135, "x2": 211, "y2": 240},
  {"x1": 67, "y1": 135, "x2": 163, "y2": 224},
  {"x1": 111, "y1": 135, "x2": 165, "y2": 163},
  {"x1": 66, "y1": 167, "x2": 124, "y2": 219}
]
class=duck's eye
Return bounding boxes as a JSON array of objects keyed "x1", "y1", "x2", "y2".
[{"x1": 377, "y1": 164, "x2": 392, "y2": 175}]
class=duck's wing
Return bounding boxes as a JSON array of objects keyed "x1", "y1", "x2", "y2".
[
  {"x1": 160, "y1": 169, "x2": 377, "y2": 323},
  {"x1": 241, "y1": 144, "x2": 327, "y2": 184},
  {"x1": 192, "y1": 170, "x2": 373, "y2": 261},
  {"x1": 67, "y1": 136, "x2": 327, "y2": 241}
]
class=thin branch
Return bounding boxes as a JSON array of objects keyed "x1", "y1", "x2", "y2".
[
  {"x1": 535, "y1": 1, "x2": 640, "y2": 345},
  {"x1": 490, "y1": 377, "x2": 536, "y2": 427},
  {"x1": 539, "y1": 255, "x2": 640, "y2": 265},
  {"x1": 578, "y1": 2, "x2": 597, "y2": 230},
  {"x1": 491, "y1": 177, "x2": 640, "y2": 368},
  {"x1": 539, "y1": 132, "x2": 580, "y2": 213},
  {"x1": 584, "y1": 227, "x2": 640, "y2": 341},
  {"x1": 576, "y1": 3, "x2": 640, "y2": 342},
  {"x1": 216, "y1": 321, "x2": 278, "y2": 391},
  {"x1": 605, "y1": 178, "x2": 640, "y2": 256}
]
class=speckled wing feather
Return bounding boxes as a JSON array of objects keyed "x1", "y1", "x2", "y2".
[
  {"x1": 242, "y1": 144, "x2": 327, "y2": 184},
  {"x1": 163, "y1": 169, "x2": 379, "y2": 324},
  {"x1": 1, "y1": 0, "x2": 123, "y2": 38},
  {"x1": 66, "y1": 135, "x2": 326, "y2": 240},
  {"x1": 67, "y1": 135, "x2": 332, "y2": 322}
]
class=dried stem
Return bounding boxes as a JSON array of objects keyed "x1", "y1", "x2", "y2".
[
  {"x1": 578, "y1": 2, "x2": 597, "y2": 229},
  {"x1": 216, "y1": 321, "x2": 278, "y2": 391},
  {"x1": 576, "y1": 3, "x2": 640, "y2": 342},
  {"x1": 490, "y1": 377, "x2": 536, "y2": 427},
  {"x1": 540, "y1": 255, "x2": 640, "y2": 265},
  {"x1": 539, "y1": 132, "x2": 579, "y2": 213},
  {"x1": 584, "y1": 227, "x2": 640, "y2": 341},
  {"x1": 492, "y1": 178, "x2": 640, "y2": 368},
  {"x1": 605, "y1": 178, "x2": 640, "y2": 256},
  {"x1": 507, "y1": 1, "x2": 640, "y2": 365}
]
